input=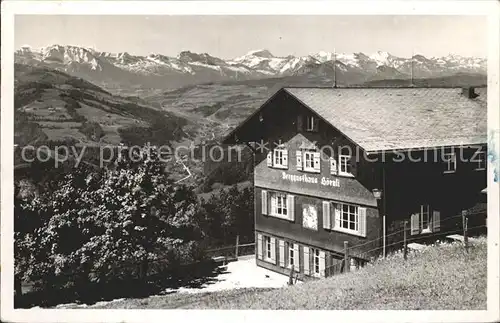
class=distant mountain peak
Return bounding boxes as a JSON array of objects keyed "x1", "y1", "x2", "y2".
[
  {"x1": 178, "y1": 50, "x2": 203, "y2": 61},
  {"x1": 244, "y1": 49, "x2": 274, "y2": 58},
  {"x1": 412, "y1": 54, "x2": 430, "y2": 61},
  {"x1": 15, "y1": 44, "x2": 487, "y2": 91},
  {"x1": 118, "y1": 51, "x2": 132, "y2": 58},
  {"x1": 177, "y1": 51, "x2": 224, "y2": 66},
  {"x1": 372, "y1": 50, "x2": 392, "y2": 56}
]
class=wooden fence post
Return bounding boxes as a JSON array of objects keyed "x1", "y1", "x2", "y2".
[
  {"x1": 462, "y1": 211, "x2": 469, "y2": 253},
  {"x1": 288, "y1": 265, "x2": 295, "y2": 285},
  {"x1": 235, "y1": 235, "x2": 240, "y2": 259},
  {"x1": 383, "y1": 215, "x2": 386, "y2": 258},
  {"x1": 403, "y1": 221, "x2": 408, "y2": 260},
  {"x1": 344, "y1": 241, "x2": 350, "y2": 273}
]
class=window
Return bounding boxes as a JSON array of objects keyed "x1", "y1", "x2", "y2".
[
  {"x1": 288, "y1": 243, "x2": 295, "y2": 268},
  {"x1": 267, "y1": 146, "x2": 288, "y2": 169},
  {"x1": 331, "y1": 203, "x2": 366, "y2": 237},
  {"x1": 270, "y1": 192, "x2": 288, "y2": 217},
  {"x1": 338, "y1": 149, "x2": 353, "y2": 176},
  {"x1": 340, "y1": 204, "x2": 359, "y2": 232},
  {"x1": 265, "y1": 236, "x2": 272, "y2": 260},
  {"x1": 475, "y1": 151, "x2": 486, "y2": 170},
  {"x1": 312, "y1": 248, "x2": 320, "y2": 275},
  {"x1": 410, "y1": 205, "x2": 440, "y2": 235},
  {"x1": 263, "y1": 191, "x2": 295, "y2": 221},
  {"x1": 306, "y1": 116, "x2": 318, "y2": 132},
  {"x1": 274, "y1": 149, "x2": 286, "y2": 168},
  {"x1": 304, "y1": 151, "x2": 315, "y2": 171},
  {"x1": 298, "y1": 149, "x2": 320, "y2": 173},
  {"x1": 260, "y1": 235, "x2": 276, "y2": 264},
  {"x1": 443, "y1": 150, "x2": 456, "y2": 173},
  {"x1": 420, "y1": 204, "x2": 431, "y2": 233}
]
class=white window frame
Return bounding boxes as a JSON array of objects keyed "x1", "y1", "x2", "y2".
[
  {"x1": 443, "y1": 151, "x2": 456, "y2": 173},
  {"x1": 273, "y1": 148, "x2": 287, "y2": 169},
  {"x1": 265, "y1": 236, "x2": 272, "y2": 261},
  {"x1": 338, "y1": 153, "x2": 353, "y2": 177},
  {"x1": 312, "y1": 248, "x2": 320, "y2": 277},
  {"x1": 303, "y1": 150, "x2": 315, "y2": 172},
  {"x1": 335, "y1": 203, "x2": 360, "y2": 235},
  {"x1": 475, "y1": 151, "x2": 486, "y2": 171},
  {"x1": 270, "y1": 192, "x2": 288, "y2": 219},
  {"x1": 411, "y1": 205, "x2": 440, "y2": 235},
  {"x1": 299, "y1": 149, "x2": 320, "y2": 173},
  {"x1": 306, "y1": 115, "x2": 317, "y2": 132},
  {"x1": 419, "y1": 204, "x2": 432, "y2": 234},
  {"x1": 287, "y1": 242, "x2": 295, "y2": 268}
]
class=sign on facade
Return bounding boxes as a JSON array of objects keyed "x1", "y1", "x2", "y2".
[{"x1": 282, "y1": 172, "x2": 340, "y2": 187}]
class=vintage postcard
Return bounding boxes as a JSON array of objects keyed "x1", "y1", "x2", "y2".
[{"x1": 1, "y1": 1, "x2": 499, "y2": 322}]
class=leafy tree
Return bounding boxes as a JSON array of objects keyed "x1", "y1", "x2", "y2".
[
  {"x1": 15, "y1": 145, "x2": 206, "y2": 303},
  {"x1": 199, "y1": 184, "x2": 255, "y2": 246}
]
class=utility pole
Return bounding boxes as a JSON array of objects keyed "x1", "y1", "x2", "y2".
[
  {"x1": 410, "y1": 49, "x2": 414, "y2": 87},
  {"x1": 333, "y1": 48, "x2": 337, "y2": 88}
]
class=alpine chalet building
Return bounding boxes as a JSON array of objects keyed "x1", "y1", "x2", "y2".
[{"x1": 223, "y1": 86, "x2": 487, "y2": 279}]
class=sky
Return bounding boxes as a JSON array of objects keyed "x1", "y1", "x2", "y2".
[{"x1": 14, "y1": 15, "x2": 488, "y2": 59}]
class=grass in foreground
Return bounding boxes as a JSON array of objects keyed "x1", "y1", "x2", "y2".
[{"x1": 93, "y1": 237, "x2": 487, "y2": 310}]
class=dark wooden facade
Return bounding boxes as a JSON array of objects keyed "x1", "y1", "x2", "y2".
[{"x1": 226, "y1": 89, "x2": 487, "y2": 279}]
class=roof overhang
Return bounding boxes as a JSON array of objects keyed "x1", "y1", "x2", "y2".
[
  {"x1": 223, "y1": 86, "x2": 486, "y2": 153},
  {"x1": 222, "y1": 87, "x2": 286, "y2": 145},
  {"x1": 222, "y1": 87, "x2": 364, "y2": 151}
]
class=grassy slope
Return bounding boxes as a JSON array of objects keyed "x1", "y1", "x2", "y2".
[
  {"x1": 14, "y1": 63, "x2": 188, "y2": 147},
  {"x1": 93, "y1": 237, "x2": 486, "y2": 310}
]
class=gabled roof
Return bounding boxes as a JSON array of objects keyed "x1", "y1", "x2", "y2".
[
  {"x1": 284, "y1": 87, "x2": 486, "y2": 152},
  {"x1": 224, "y1": 86, "x2": 486, "y2": 153}
]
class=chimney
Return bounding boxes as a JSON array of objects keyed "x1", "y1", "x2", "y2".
[{"x1": 462, "y1": 87, "x2": 479, "y2": 99}]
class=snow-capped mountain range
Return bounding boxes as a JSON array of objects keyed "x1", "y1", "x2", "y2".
[{"x1": 15, "y1": 45, "x2": 487, "y2": 90}]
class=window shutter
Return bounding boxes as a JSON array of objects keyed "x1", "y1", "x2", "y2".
[
  {"x1": 358, "y1": 207, "x2": 367, "y2": 237},
  {"x1": 282, "y1": 149, "x2": 288, "y2": 169},
  {"x1": 270, "y1": 194, "x2": 277, "y2": 216},
  {"x1": 313, "y1": 152, "x2": 321, "y2": 173},
  {"x1": 287, "y1": 195, "x2": 295, "y2": 221},
  {"x1": 319, "y1": 251, "x2": 326, "y2": 277},
  {"x1": 261, "y1": 190, "x2": 268, "y2": 215},
  {"x1": 257, "y1": 234, "x2": 263, "y2": 259},
  {"x1": 322, "y1": 201, "x2": 331, "y2": 229},
  {"x1": 279, "y1": 240, "x2": 285, "y2": 267},
  {"x1": 267, "y1": 151, "x2": 273, "y2": 167},
  {"x1": 334, "y1": 203, "x2": 341, "y2": 228},
  {"x1": 350, "y1": 151, "x2": 358, "y2": 176},
  {"x1": 432, "y1": 210, "x2": 441, "y2": 232},
  {"x1": 294, "y1": 244, "x2": 299, "y2": 271},
  {"x1": 297, "y1": 115, "x2": 303, "y2": 131},
  {"x1": 296, "y1": 151, "x2": 303, "y2": 171},
  {"x1": 270, "y1": 238, "x2": 276, "y2": 264},
  {"x1": 303, "y1": 247, "x2": 310, "y2": 275},
  {"x1": 410, "y1": 213, "x2": 420, "y2": 235},
  {"x1": 330, "y1": 157, "x2": 337, "y2": 175}
]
